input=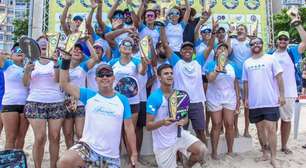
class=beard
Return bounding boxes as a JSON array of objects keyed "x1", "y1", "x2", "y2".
[{"x1": 251, "y1": 46, "x2": 263, "y2": 54}]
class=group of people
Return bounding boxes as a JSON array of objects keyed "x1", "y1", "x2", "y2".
[{"x1": 0, "y1": 0, "x2": 306, "y2": 168}]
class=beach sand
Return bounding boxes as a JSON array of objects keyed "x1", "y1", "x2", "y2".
[{"x1": 1, "y1": 106, "x2": 306, "y2": 168}]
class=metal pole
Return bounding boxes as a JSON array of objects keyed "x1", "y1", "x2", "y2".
[{"x1": 28, "y1": 0, "x2": 34, "y2": 37}]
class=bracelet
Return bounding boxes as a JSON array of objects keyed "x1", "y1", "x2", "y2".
[{"x1": 60, "y1": 58, "x2": 71, "y2": 70}]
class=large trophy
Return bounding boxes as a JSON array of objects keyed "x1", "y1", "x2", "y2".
[
  {"x1": 249, "y1": 20, "x2": 258, "y2": 38},
  {"x1": 47, "y1": 33, "x2": 61, "y2": 60},
  {"x1": 139, "y1": 36, "x2": 153, "y2": 64},
  {"x1": 287, "y1": 6, "x2": 302, "y2": 27},
  {"x1": 216, "y1": 51, "x2": 227, "y2": 73},
  {"x1": 58, "y1": 32, "x2": 82, "y2": 55},
  {"x1": 228, "y1": 21, "x2": 238, "y2": 38},
  {"x1": 154, "y1": 0, "x2": 171, "y2": 27}
]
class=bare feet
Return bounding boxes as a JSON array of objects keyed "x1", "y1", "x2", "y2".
[
  {"x1": 211, "y1": 153, "x2": 220, "y2": 160},
  {"x1": 226, "y1": 152, "x2": 238, "y2": 158},
  {"x1": 255, "y1": 152, "x2": 270, "y2": 162},
  {"x1": 270, "y1": 159, "x2": 279, "y2": 168},
  {"x1": 281, "y1": 148, "x2": 293, "y2": 154}
]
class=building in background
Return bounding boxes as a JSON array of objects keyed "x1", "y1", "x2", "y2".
[
  {"x1": 0, "y1": 0, "x2": 28, "y2": 52},
  {"x1": 273, "y1": 0, "x2": 306, "y2": 14}
]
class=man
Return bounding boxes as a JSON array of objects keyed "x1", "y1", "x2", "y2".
[
  {"x1": 242, "y1": 37, "x2": 285, "y2": 168},
  {"x1": 271, "y1": 27, "x2": 306, "y2": 154},
  {"x1": 57, "y1": 56, "x2": 137, "y2": 167},
  {"x1": 146, "y1": 64, "x2": 207, "y2": 168},
  {"x1": 60, "y1": 0, "x2": 84, "y2": 36},
  {"x1": 229, "y1": 24, "x2": 252, "y2": 137}
]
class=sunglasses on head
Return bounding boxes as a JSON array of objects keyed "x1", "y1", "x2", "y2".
[
  {"x1": 11, "y1": 47, "x2": 22, "y2": 54},
  {"x1": 170, "y1": 11, "x2": 180, "y2": 16},
  {"x1": 96, "y1": 71, "x2": 113, "y2": 78},
  {"x1": 112, "y1": 14, "x2": 124, "y2": 19},
  {"x1": 122, "y1": 41, "x2": 133, "y2": 47}
]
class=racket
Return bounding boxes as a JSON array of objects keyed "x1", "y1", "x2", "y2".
[
  {"x1": 19, "y1": 36, "x2": 41, "y2": 63},
  {"x1": 168, "y1": 90, "x2": 190, "y2": 137},
  {"x1": 114, "y1": 76, "x2": 138, "y2": 98}
]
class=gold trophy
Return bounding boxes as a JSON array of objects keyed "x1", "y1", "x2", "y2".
[
  {"x1": 154, "y1": 0, "x2": 171, "y2": 27},
  {"x1": 249, "y1": 20, "x2": 258, "y2": 38},
  {"x1": 287, "y1": 6, "x2": 302, "y2": 27},
  {"x1": 216, "y1": 52, "x2": 227, "y2": 73},
  {"x1": 228, "y1": 21, "x2": 238, "y2": 38},
  {"x1": 202, "y1": 0, "x2": 211, "y2": 17},
  {"x1": 47, "y1": 33, "x2": 61, "y2": 60},
  {"x1": 139, "y1": 36, "x2": 153, "y2": 64},
  {"x1": 58, "y1": 32, "x2": 81, "y2": 56},
  {"x1": 0, "y1": 13, "x2": 7, "y2": 25}
]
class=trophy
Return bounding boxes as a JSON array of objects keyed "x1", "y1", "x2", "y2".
[
  {"x1": 216, "y1": 51, "x2": 227, "y2": 73},
  {"x1": 47, "y1": 33, "x2": 61, "y2": 60},
  {"x1": 287, "y1": 6, "x2": 302, "y2": 27},
  {"x1": 153, "y1": 1, "x2": 171, "y2": 27},
  {"x1": 201, "y1": 0, "x2": 211, "y2": 17},
  {"x1": 249, "y1": 20, "x2": 258, "y2": 38},
  {"x1": 139, "y1": 36, "x2": 153, "y2": 64},
  {"x1": 228, "y1": 21, "x2": 238, "y2": 38},
  {"x1": 58, "y1": 32, "x2": 81, "y2": 56}
]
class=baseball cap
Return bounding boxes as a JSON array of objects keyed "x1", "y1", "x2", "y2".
[
  {"x1": 93, "y1": 42, "x2": 104, "y2": 50},
  {"x1": 181, "y1": 41, "x2": 194, "y2": 49},
  {"x1": 277, "y1": 31, "x2": 290, "y2": 39},
  {"x1": 73, "y1": 15, "x2": 83, "y2": 22},
  {"x1": 200, "y1": 26, "x2": 212, "y2": 33},
  {"x1": 96, "y1": 64, "x2": 113, "y2": 76},
  {"x1": 217, "y1": 27, "x2": 226, "y2": 33}
]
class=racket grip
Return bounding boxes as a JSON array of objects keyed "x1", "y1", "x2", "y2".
[{"x1": 177, "y1": 126, "x2": 182, "y2": 137}]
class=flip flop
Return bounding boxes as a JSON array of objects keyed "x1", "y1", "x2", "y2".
[
  {"x1": 302, "y1": 144, "x2": 306, "y2": 149},
  {"x1": 281, "y1": 148, "x2": 293, "y2": 154}
]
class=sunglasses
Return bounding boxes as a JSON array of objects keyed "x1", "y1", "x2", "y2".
[
  {"x1": 279, "y1": 37, "x2": 289, "y2": 41},
  {"x1": 11, "y1": 47, "x2": 22, "y2": 54},
  {"x1": 170, "y1": 11, "x2": 180, "y2": 16},
  {"x1": 112, "y1": 15, "x2": 124, "y2": 19},
  {"x1": 145, "y1": 14, "x2": 155, "y2": 18},
  {"x1": 96, "y1": 71, "x2": 113, "y2": 78},
  {"x1": 122, "y1": 41, "x2": 133, "y2": 47},
  {"x1": 249, "y1": 41, "x2": 263, "y2": 47},
  {"x1": 201, "y1": 30, "x2": 212, "y2": 34}
]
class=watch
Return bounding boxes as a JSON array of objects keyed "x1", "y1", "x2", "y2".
[
  {"x1": 244, "y1": 0, "x2": 260, "y2": 10},
  {"x1": 222, "y1": 0, "x2": 239, "y2": 10}
]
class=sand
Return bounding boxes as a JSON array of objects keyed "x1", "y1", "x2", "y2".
[{"x1": 1, "y1": 106, "x2": 306, "y2": 168}]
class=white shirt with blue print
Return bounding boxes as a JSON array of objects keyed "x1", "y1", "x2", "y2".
[
  {"x1": 2, "y1": 60, "x2": 28, "y2": 105},
  {"x1": 139, "y1": 22, "x2": 160, "y2": 49},
  {"x1": 195, "y1": 38, "x2": 215, "y2": 75},
  {"x1": 165, "y1": 21, "x2": 187, "y2": 52},
  {"x1": 205, "y1": 60, "x2": 239, "y2": 106},
  {"x1": 168, "y1": 52, "x2": 206, "y2": 103},
  {"x1": 147, "y1": 88, "x2": 177, "y2": 150},
  {"x1": 69, "y1": 61, "x2": 89, "y2": 106},
  {"x1": 109, "y1": 57, "x2": 141, "y2": 104},
  {"x1": 79, "y1": 88, "x2": 132, "y2": 159}
]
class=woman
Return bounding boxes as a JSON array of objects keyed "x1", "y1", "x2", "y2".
[
  {"x1": 205, "y1": 43, "x2": 240, "y2": 159},
  {"x1": 165, "y1": 0, "x2": 190, "y2": 55},
  {"x1": 62, "y1": 39, "x2": 99, "y2": 149},
  {"x1": 0, "y1": 44, "x2": 29, "y2": 149},
  {"x1": 23, "y1": 36, "x2": 64, "y2": 168}
]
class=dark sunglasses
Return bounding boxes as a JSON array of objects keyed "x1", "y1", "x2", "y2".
[
  {"x1": 170, "y1": 11, "x2": 180, "y2": 16},
  {"x1": 279, "y1": 37, "x2": 289, "y2": 41},
  {"x1": 145, "y1": 14, "x2": 155, "y2": 18},
  {"x1": 96, "y1": 71, "x2": 113, "y2": 78},
  {"x1": 112, "y1": 14, "x2": 124, "y2": 19},
  {"x1": 249, "y1": 41, "x2": 263, "y2": 47}
]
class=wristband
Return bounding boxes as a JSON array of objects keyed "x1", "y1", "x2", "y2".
[
  {"x1": 303, "y1": 79, "x2": 306, "y2": 88},
  {"x1": 60, "y1": 58, "x2": 71, "y2": 70},
  {"x1": 53, "y1": 64, "x2": 60, "y2": 69}
]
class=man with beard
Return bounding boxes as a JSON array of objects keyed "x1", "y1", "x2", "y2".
[
  {"x1": 242, "y1": 37, "x2": 285, "y2": 168},
  {"x1": 270, "y1": 27, "x2": 306, "y2": 154},
  {"x1": 229, "y1": 24, "x2": 252, "y2": 137}
]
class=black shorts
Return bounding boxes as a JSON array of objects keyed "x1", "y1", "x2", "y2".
[
  {"x1": 130, "y1": 103, "x2": 140, "y2": 114},
  {"x1": 249, "y1": 107, "x2": 280, "y2": 124},
  {"x1": 136, "y1": 101, "x2": 146, "y2": 128},
  {"x1": 183, "y1": 102, "x2": 205, "y2": 130},
  {"x1": 2, "y1": 105, "x2": 25, "y2": 113}
]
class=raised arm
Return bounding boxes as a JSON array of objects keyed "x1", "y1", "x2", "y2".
[
  {"x1": 203, "y1": 18, "x2": 217, "y2": 59},
  {"x1": 60, "y1": 1, "x2": 73, "y2": 35},
  {"x1": 194, "y1": 14, "x2": 210, "y2": 41},
  {"x1": 23, "y1": 63, "x2": 34, "y2": 87},
  {"x1": 296, "y1": 24, "x2": 306, "y2": 54},
  {"x1": 85, "y1": 39, "x2": 99, "y2": 70},
  {"x1": 86, "y1": 3, "x2": 97, "y2": 35},
  {"x1": 182, "y1": 0, "x2": 191, "y2": 23},
  {"x1": 59, "y1": 53, "x2": 80, "y2": 99},
  {"x1": 160, "y1": 26, "x2": 172, "y2": 57},
  {"x1": 126, "y1": 0, "x2": 139, "y2": 27},
  {"x1": 107, "y1": 0, "x2": 120, "y2": 22},
  {"x1": 137, "y1": 0, "x2": 146, "y2": 23},
  {"x1": 104, "y1": 28, "x2": 134, "y2": 47},
  {"x1": 96, "y1": 0, "x2": 108, "y2": 33}
]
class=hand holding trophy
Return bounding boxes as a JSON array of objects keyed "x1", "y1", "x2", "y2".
[
  {"x1": 287, "y1": 6, "x2": 302, "y2": 27},
  {"x1": 228, "y1": 21, "x2": 237, "y2": 38},
  {"x1": 216, "y1": 51, "x2": 227, "y2": 73}
]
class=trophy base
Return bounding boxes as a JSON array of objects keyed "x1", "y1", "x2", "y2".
[{"x1": 216, "y1": 70, "x2": 227, "y2": 73}]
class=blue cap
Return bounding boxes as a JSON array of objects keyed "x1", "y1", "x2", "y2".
[{"x1": 73, "y1": 15, "x2": 83, "y2": 22}]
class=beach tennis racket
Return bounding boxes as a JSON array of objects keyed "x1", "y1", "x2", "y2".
[
  {"x1": 168, "y1": 90, "x2": 190, "y2": 137},
  {"x1": 19, "y1": 36, "x2": 41, "y2": 63},
  {"x1": 114, "y1": 76, "x2": 138, "y2": 98}
]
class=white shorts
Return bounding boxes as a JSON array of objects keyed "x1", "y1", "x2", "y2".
[
  {"x1": 206, "y1": 100, "x2": 236, "y2": 112},
  {"x1": 279, "y1": 97, "x2": 296, "y2": 122},
  {"x1": 153, "y1": 130, "x2": 200, "y2": 168}
]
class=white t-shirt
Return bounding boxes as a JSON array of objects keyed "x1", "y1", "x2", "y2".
[
  {"x1": 69, "y1": 62, "x2": 89, "y2": 106},
  {"x1": 2, "y1": 60, "x2": 28, "y2": 105},
  {"x1": 109, "y1": 57, "x2": 141, "y2": 104},
  {"x1": 271, "y1": 51, "x2": 297, "y2": 98},
  {"x1": 147, "y1": 88, "x2": 177, "y2": 150},
  {"x1": 27, "y1": 61, "x2": 64, "y2": 103},
  {"x1": 139, "y1": 22, "x2": 160, "y2": 48},
  {"x1": 165, "y1": 21, "x2": 186, "y2": 52},
  {"x1": 79, "y1": 88, "x2": 131, "y2": 159},
  {"x1": 168, "y1": 52, "x2": 206, "y2": 103},
  {"x1": 195, "y1": 39, "x2": 215, "y2": 75},
  {"x1": 242, "y1": 55, "x2": 283, "y2": 109},
  {"x1": 205, "y1": 61, "x2": 238, "y2": 105}
]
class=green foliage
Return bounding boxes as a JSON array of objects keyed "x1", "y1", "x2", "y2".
[
  {"x1": 12, "y1": 18, "x2": 29, "y2": 42},
  {"x1": 273, "y1": 7, "x2": 306, "y2": 44}
]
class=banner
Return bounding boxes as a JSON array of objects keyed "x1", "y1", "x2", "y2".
[{"x1": 49, "y1": 0, "x2": 268, "y2": 43}]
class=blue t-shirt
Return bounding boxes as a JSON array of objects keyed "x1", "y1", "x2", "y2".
[{"x1": 0, "y1": 68, "x2": 4, "y2": 110}]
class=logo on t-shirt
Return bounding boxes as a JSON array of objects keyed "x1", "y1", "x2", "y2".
[{"x1": 248, "y1": 64, "x2": 265, "y2": 71}]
